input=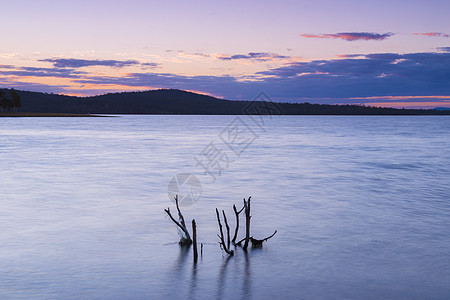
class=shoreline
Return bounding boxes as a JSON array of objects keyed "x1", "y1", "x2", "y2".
[
  {"x1": 0, "y1": 112, "x2": 109, "y2": 117},
  {"x1": 1, "y1": 112, "x2": 449, "y2": 117}
]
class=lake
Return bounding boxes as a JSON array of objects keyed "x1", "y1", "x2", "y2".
[{"x1": 1, "y1": 115, "x2": 449, "y2": 299}]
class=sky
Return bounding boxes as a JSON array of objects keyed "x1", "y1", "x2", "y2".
[{"x1": 1, "y1": 0, "x2": 450, "y2": 108}]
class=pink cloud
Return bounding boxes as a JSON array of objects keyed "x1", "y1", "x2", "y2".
[
  {"x1": 300, "y1": 32, "x2": 393, "y2": 41},
  {"x1": 413, "y1": 32, "x2": 449, "y2": 37},
  {"x1": 336, "y1": 54, "x2": 364, "y2": 58}
]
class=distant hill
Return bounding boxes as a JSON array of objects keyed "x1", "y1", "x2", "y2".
[{"x1": 1, "y1": 88, "x2": 450, "y2": 115}]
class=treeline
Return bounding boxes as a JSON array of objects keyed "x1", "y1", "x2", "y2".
[{"x1": 3, "y1": 88, "x2": 450, "y2": 115}]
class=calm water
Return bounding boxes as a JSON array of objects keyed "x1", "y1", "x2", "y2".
[{"x1": 0, "y1": 115, "x2": 449, "y2": 300}]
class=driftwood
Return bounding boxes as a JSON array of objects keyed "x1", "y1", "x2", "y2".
[
  {"x1": 216, "y1": 208, "x2": 234, "y2": 256},
  {"x1": 165, "y1": 195, "x2": 192, "y2": 245}
]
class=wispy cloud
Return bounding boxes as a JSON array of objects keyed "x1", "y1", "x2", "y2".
[
  {"x1": 0, "y1": 79, "x2": 72, "y2": 94},
  {"x1": 0, "y1": 64, "x2": 16, "y2": 69},
  {"x1": 217, "y1": 52, "x2": 289, "y2": 61},
  {"x1": 0, "y1": 65, "x2": 86, "y2": 78},
  {"x1": 336, "y1": 54, "x2": 364, "y2": 58},
  {"x1": 141, "y1": 62, "x2": 161, "y2": 69},
  {"x1": 39, "y1": 58, "x2": 141, "y2": 68},
  {"x1": 438, "y1": 47, "x2": 450, "y2": 52},
  {"x1": 175, "y1": 52, "x2": 213, "y2": 62},
  {"x1": 300, "y1": 32, "x2": 394, "y2": 41},
  {"x1": 165, "y1": 49, "x2": 183, "y2": 53},
  {"x1": 413, "y1": 32, "x2": 449, "y2": 37},
  {"x1": 0, "y1": 52, "x2": 19, "y2": 59},
  {"x1": 180, "y1": 52, "x2": 211, "y2": 58}
]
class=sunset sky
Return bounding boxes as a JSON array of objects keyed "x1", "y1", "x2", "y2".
[{"x1": 1, "y1": 0, "x2": 450, "y2": 108}]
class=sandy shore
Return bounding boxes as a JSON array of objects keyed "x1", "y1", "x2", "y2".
[{"x1": 0, "y1": 112, "x2": 109, "y2": 117}]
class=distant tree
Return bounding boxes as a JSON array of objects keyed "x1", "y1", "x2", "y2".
[
  {"x1": 0, "y1": 89, "x2": 21, "y2": 111},
  {"x1": 10, "y1": 89, "x2": 21, "y2": 111},
  {"x1": 0, "y1": 90, "x2": 10, "y2": 111}
]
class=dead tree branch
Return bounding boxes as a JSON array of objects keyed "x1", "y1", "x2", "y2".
[
  {"x1": 235, "y1": 237, "x2": 245, "y2": 246},
  {"x1": 216, "y1": 208, "x2": 234, "y2": 256},
  {"x1": 175, "y1": 195, "x2": 188, "y2": 232},
  {"x1": 222, "y1": 210, "x2": 231, "y2": 250},
  {"x1": 232, "y1": 204, "x2": 245, "y2": 244},
  {"x1": 250, "y1": 230, "x2": 277, "y2": 247},
  {"x1": 236, "y1": 230, "x2": 277, "y2": 247}
]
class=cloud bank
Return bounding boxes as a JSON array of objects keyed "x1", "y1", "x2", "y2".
[
  {"x1": 2, "y1": 50, "x2": 450, "y2": 108},
  {"x1": 58, "y1": 51, "x2": 449, "y2": 100}
]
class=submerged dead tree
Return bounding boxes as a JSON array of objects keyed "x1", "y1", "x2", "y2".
[
  {"x1": 165, "y1": 195, "x2": 276, "y2": 259},
  {"x1": 165, "y1": 195, "x2": 192, "y2": 245}
]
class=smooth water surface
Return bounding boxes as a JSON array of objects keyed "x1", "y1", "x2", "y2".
[{"x1": 1, "y1": 115, "x2": 449, "y2": 299}]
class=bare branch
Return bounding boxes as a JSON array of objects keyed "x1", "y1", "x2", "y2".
[
  {"x1": 164, "y1": 207, "x2": 184, "y2": 232},
  {"x1": 216, "y1": 208, "x2": 234, "y2": 256},
  {"x1": 175, "y1": 195, "x2": 187, "y2": 229},
  {"x1": 232, "y1": 203, "x2": 245, "y2": 244},
  {"x1": 235, "y1": 237, "x2": 245, "y2": 246},
  {"x1": 222, "y1": 210, "x2": 231, "y2": 249}
]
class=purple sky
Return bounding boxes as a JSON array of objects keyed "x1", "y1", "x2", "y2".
[{"x1": 1, "y1": 0, "x2": 450, "y2": 108}]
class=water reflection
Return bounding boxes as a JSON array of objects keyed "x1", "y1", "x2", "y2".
[
  {"x1": 216, "y1": 254, "x2": 232, "y2": 300},
  {"x1": 173, "y1": 243, "x2": 191, "y2": 275},
  {"x1": 242, "y1": 250, "x2": 251, "y2": 300},
  {"x1": 216, "y1": 247, "x2": 256, "y2": 300},
  {"x1": 165, "y1": 244, "x2": 191, "y2": 298},
  {"x1": 165, "y1": 243, "x2": 258, "y2": 300},
  {"x1": 189, "y1": 260, "x2": 198, "y2": 300}
]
